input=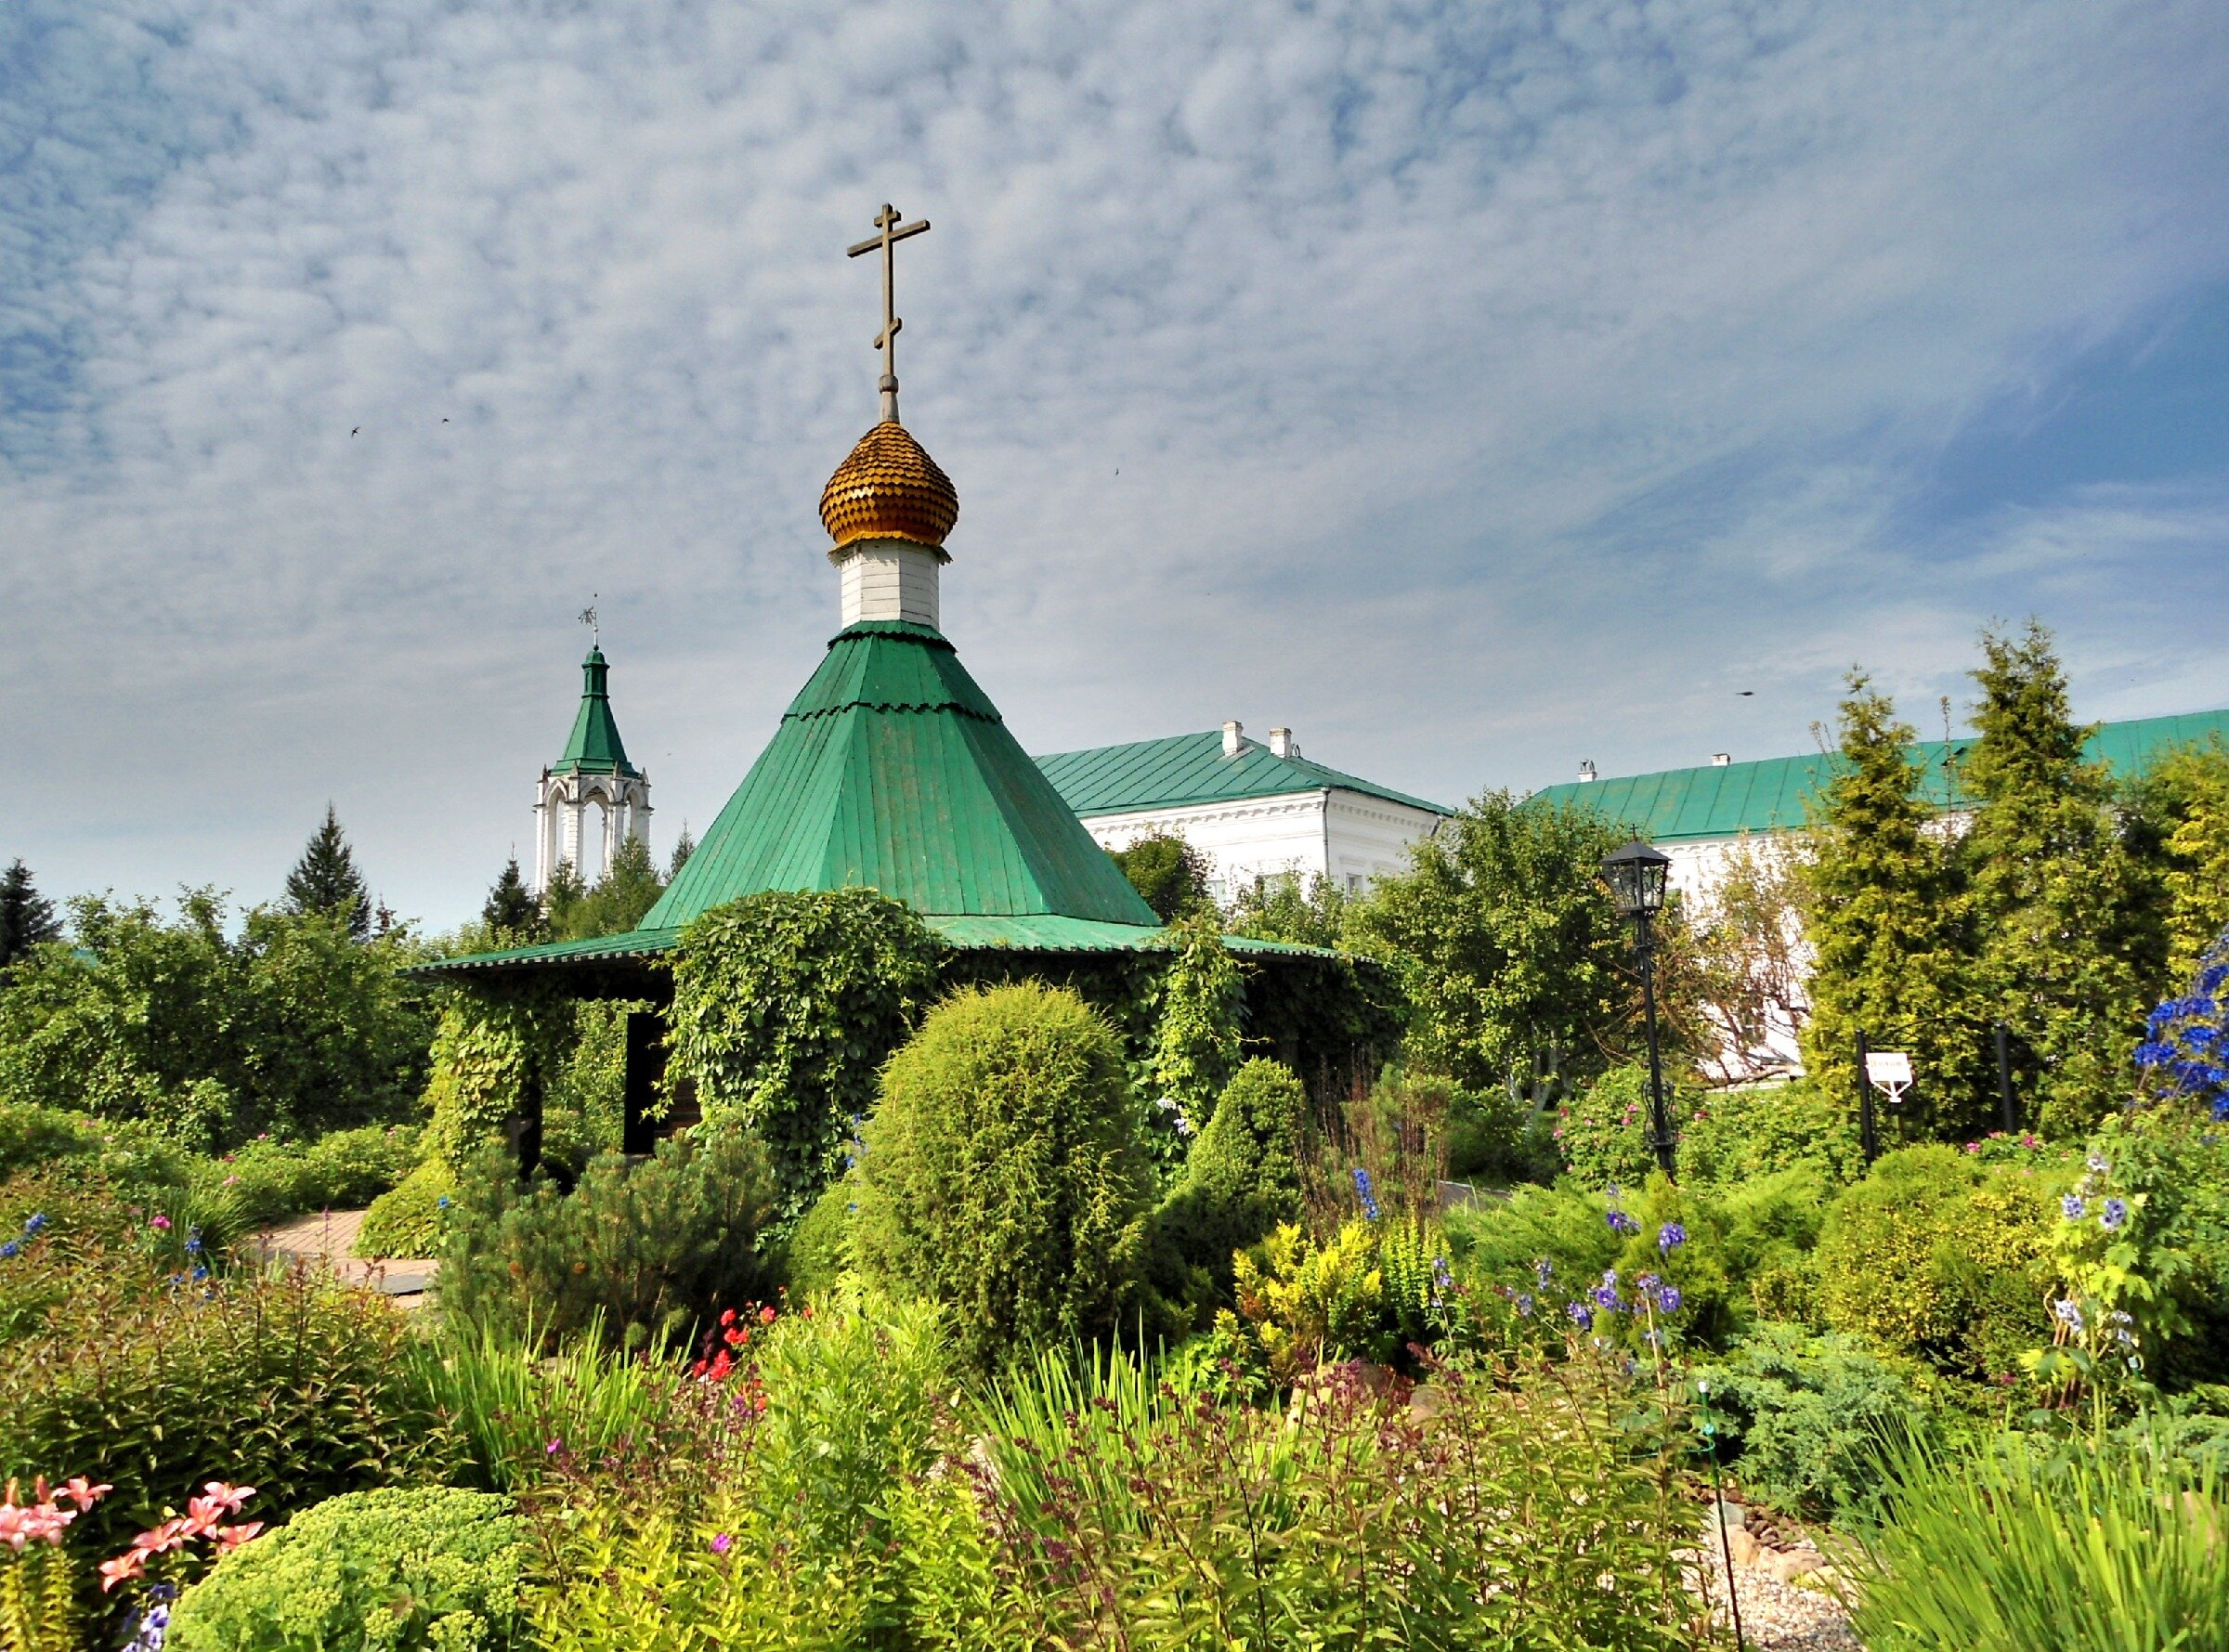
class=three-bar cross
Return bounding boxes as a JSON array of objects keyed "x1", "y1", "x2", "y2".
[{"x1": 847, "y1": 203, "x2": 930, "y2": 423}]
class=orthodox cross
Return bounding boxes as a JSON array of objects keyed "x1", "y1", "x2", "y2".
[{"x1": 847, "y1": 203, "x2": 929, "y2": 423}]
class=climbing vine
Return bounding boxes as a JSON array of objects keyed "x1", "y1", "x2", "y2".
[
  {"x1": 664, "y1": 889, "x2": 947, "y2": 1223},
  {"x1": 1145, "y1": 912, "x2": 1247, "y2": 1163},
  {"x1": 423, "y1": 982, "x2": 575, "y2": 1171}
]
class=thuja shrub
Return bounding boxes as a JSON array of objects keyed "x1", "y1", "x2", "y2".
[
  {"x1": 0, "y1": 1264, "x2": 451, "y2": 1568},
  {"x1": 1815, "y1": 1144, "x2": 2057, "y2": 1381},
  {"x1": 665, "y1": 891, "x2": 945, "y2": 1224},
  {"x1": 852, "y1": 982, "x2": 1154, "y2": 1372},
  {"x1": 168, "y1": 1489, "x2": 527, "y2": 1652},
  {"x1": 438, "y1": 1133, "x2": 779, "y2": 1351},
  {"x1": 1152, "y1": 1057, "x2": 1306, "y2": 1305}
]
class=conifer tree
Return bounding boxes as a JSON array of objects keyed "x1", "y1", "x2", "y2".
[
  {"x1": 1799, "y1": 672, "x2": 1985, "y2": 1139},
  {"x1": 0, "y1": 859, "x2": 61, "y2": 969},
  {"x1": 554, "y1": 835, "x2": 665, "y2": 941},
  {"x1": 541, "y1": 860, "x2": 586, "y2": 934},
  {"x1": 481, "y1": 854, "x2": 544, "y2": 942},
  {"x1": 1961, "y1": 621, "x2": 2149, "y2": 1135},
  {"x1": 667, "y1": 826, "x2": 696, "y2": 880},
  {"x1": 283, "y1": 804, "x2": 372, "y2": 941}
]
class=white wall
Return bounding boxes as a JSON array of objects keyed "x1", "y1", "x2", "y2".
[
  {"x1": 837, "y1": 541, "x2": 942, "y2": 628},
  {"x1": 1079, "y1": 788, "x2": 1443, "y2": 903}
]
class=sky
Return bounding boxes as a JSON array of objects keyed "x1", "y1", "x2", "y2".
[{"x1": 5, "y1": 0, "x2": 2229, "y2": 930}]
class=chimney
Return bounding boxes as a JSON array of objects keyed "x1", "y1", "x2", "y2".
[
  {"x1": 1268, "y1": 726, "x2": 1295, "y2": 758},
  {"x1": 1222, "y1": 721, "x2": 1245, "y2": 758},
  {"x1": 1712, "y1": 752, "x2": 1732, "y2": 767},
  {"x1": 1578, "y1": 761, "x2": 1597, "y2": 784}
]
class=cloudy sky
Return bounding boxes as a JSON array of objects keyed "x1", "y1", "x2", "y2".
[{"x1": 7, "y1": 0, "x2": 2228, "y2": 929}]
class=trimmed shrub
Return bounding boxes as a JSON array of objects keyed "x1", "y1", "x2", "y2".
[
  {"x1": 783, "y1": 1178, "x2": 857, "y2": 1301},
  {"x1": 1815, "y1": 1145, "x2": 2057, "y2": 1381},
  {"x1": 168, "y1": 1489, "x2": 526, "y2": 1652},
  {"x1": 192, "y1": 1125, "x2": 422, "y2": 1228},
  {"x1": 1154, "y1": 1059, "x2": 1306, "y2": 1305},
  {"x1": 665, "y1": 891, "x2": 946, "y2": 1224},
  {"x1": 852, "y1": 983, "x2": 1154, "y2": 1371},
  {"x1": 1444, "y1": 1082, "x2": 1559, "y2": 1187},
  {"x1": 354, "y1": 1157, "x2": 456, "y2": 1258},
  {"x1": 438, "y1": 1133, "x2": 778, "y2": 1351}
]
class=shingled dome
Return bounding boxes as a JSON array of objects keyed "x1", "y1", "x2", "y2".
[{"x1": 819, "y1": 423, "x2": 959, "y2": 551}]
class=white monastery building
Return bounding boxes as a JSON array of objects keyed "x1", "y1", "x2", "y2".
[
  {"x1": 1034, "y1": 722, "x2": 1452, "y2": 904},
  {"x1": 531, "y1": 645, "x2": 652, "y2": 893}
]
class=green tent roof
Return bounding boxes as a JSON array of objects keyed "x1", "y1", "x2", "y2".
[
  {"x1": 1528, "y1": 707, "x2": 2229, "y2": 842},
  {"x1": 636, "y1": 620, "x2": 1159, "y2": 930},
  {"x1": 1035, "y1": 729, "x2": 1453, "y2": 818},
  {"x1": 550, "y1": 647, "x2": 640, "y2": 778}
]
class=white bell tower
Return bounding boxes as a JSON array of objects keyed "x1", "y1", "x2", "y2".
[{"x1": 532, "y1": 635, "x2": 652, "y2": 892}]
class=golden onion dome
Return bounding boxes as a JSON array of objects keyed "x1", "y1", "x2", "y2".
[{"x1": 818, "y1": 422, "x2": 958, "y2": 552}]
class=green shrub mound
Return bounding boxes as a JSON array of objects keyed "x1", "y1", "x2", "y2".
[
  {"x1": 853, "y1": 982, "x2": 1154, "y2": 1371},
  {"x1": 1153, "y1": 1058, "x2": 1305, "y2": 1306},
  {"x1": 355, "y1": 1157, "x2": 456, "y2": 1258},
  {"x1": 1557, "y1": 1064, "x2": 1698, "y2": 1191},
  {"x1": 1815, "y1": 1144, "x2": 2056, "y2": 1381},
  {"x1": 168, "y1": 1489, "x2": 527, "y2": 1652},
  {"x1": 1443, "y1": 1081, "x2": 1559, "y2": 1187},
  {"x1": 438, "y1": 1132, "x2": 778, "y2": 1351},
  {"x1": 782, "y1": 1178, "x2": 856, "y2": 1300},
  {"x1": 200, "y1": 1125, "x2": 423, "y2": 1228},
  {"x1": 1675, "y1": 1079, "x2": 1862, "y2": 1190}
]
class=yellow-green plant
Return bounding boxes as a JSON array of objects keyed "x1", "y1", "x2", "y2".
[{"x1": 0, "y1": 1477, "x2": 101, "y2": 1652}]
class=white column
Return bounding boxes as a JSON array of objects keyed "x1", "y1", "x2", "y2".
[{"x1": 533, "y1": 789, "x2": 550, "y2": 893}]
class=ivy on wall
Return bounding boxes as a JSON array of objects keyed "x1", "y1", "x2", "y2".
[
  {"x1": 663, "y1": 890, "x2": 947, "y2": 1224},
  {"x1": 423, "y1": 984, "x2": 575, "y2": 1172}
]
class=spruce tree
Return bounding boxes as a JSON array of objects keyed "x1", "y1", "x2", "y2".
[
  {"x1": 1799, "y1": 672, "x2": 1985, "y2": 1139},
  {"x1": 668, "y1": 826, "x2": 696, "y2": 880},
  {"x1": 481, "y1": 854, "x2": 544, "y2": 943},
  {"x1": 0, "y1": 859, "x2": 61, "y2": 969},
  {"x1": 283, "y1": 805, "x2": 372, "y2": 941},
  {"x1": 554, "y1": 835, "x2": 666, "y2": 941},
  {"x1": 541, "y1": 859, "x2": 587, "y2": 936},
  {"x1": 1961, "y1": 621, "x2": 2149, "y2": 1136}
]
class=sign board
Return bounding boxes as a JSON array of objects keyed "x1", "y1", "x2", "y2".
[{"x1": 1865, "y1": 1050, "x2": 1914, "y2": 1101}]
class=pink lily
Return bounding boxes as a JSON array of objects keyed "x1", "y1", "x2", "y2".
[
  {"x1": 98, "y1": 1551, "x2": 147, "y2": 1593},
  {"x1": 61, "y1": 1478, "x2": 112, "y2": 1512}
]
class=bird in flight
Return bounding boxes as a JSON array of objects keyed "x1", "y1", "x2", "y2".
[
  {"x1": 1738, "y1": 690, "x2": 1754, "y2": 696},
  {"x1": 351, "y1": 426, "x2": 360, "y2": 436}
]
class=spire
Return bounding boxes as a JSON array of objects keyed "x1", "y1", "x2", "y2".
[
  {"x1": 552, "y1": 644, "x2": 639, "y2": 777},
  {"x1": 846, "y1": 202, "x2": 930, "y2": 424}
]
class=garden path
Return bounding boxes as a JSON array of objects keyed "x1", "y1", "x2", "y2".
[{"x1": 254, "y1": 1209, "x2": 436, "y2": 1307}]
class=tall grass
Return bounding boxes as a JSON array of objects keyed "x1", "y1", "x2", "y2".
[{"x1": 1847, "y1": 1425, "x2": 2228, "y2": 1651}]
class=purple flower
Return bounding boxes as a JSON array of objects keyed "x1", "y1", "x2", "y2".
[
  {"x1": 2213, "y1": 1098, "x2": 2229, "y2": 1122},
  {"x1": 1657, "y1": 1284, "x2": 1683, "y2": 1314},
  {"x1": 1591, "y1": 1284, "x2": 1624, "y2": 1312},
  {"x1": 1606, "y1": 1209, "x2": 1640, "y2": 1236},
  {"x1": 2053, "y1": 1298, "x2": 2086, "y2": 1333},
  {"x1": 1565, "y1": 1301, "x2": 1593, "y2": 1331},
  {"x1": 22, "y1": 1214, "x2": 46, "y2": 1236},
  {"x1": 1351, "y1": 1167, "x2": 1380, "y2": 1222},
  {"x1": 0, "y1": 1241, "x2": 18, "y2": 1261},
  {"x1": 2061, "y1": 1194, "x2": 2086, "y2": 1220},
  {"x1": 1658, "y1": 1222, "x2": 1687, "y2": 1252},
  {"x1": 2100, "y1": 1198, "x2": 2129, "y2": 1231},
  {"x1": 1533, "y1": 1257, "x2": 1554, "y2": 1290},
  {"x1": 1515, "y1": 1293, "x2": 1534, "y2": 1317},
  {"x1": 710, "y1": 1532, "x2": 733, "y2": 1555}
]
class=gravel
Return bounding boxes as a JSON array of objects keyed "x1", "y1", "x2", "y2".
[{"x1": 1689, "y1": 1549, "x2": 1863, "y2": 1652}]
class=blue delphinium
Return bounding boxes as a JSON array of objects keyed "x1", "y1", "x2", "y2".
[
  {"x1": 2134, "y1": 938, "x2": 2229, "y2": 1112},
  {"x1": 0, "y1": 1241, "x2": 18, "y2": 1261},
  {"x1": 1515, "y1": 1292, "x2": 1533, "y2": 1317},
  {"x1": 22, "y1": 1213, "x2": 47, "y2": 1236},
  {"x1": 1534, "y1": 1256, "x2": 1554, "y2": 1291},
  {"x1": 1657, "y1": 1222, "x2": 1686, "y2": 1252},
  {"x1": 185, "y1": 1229, "x2": 203, "y2": 1256},
  {"x1": 1657, "y1": 1283, "x2": 1683, "y2": 1313},
  {"x1": 1351, "y1": 1166, "x2": 1379, "y2": 1222},
  {"x1": 1565, "y1": 1301, "x2": 1593, "y2": 1331},
  {"x1": 1605, "y1": 1206, "x2": 1639, "y2": 1236},
  {"x1": 2100, "y1": 1197, "x2": 2129, "y2": 1231},
  {"x1": 2062, "y1": 1193, "x2": 2086, "y2": 1221}
]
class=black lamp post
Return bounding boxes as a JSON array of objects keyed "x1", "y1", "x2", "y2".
[{"x1": 1603, "y1": 839, "x2": 1676, "y2": 1179}]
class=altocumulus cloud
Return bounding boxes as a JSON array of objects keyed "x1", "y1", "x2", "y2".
[{"x1": 3, "y1": 0, "x2": 2226, "y2": 924}]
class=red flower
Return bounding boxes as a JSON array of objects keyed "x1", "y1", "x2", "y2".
[
  {"x1": 719, "y1": 1308, "x2": 736, "y2": 1327},
  {"x1": 757, "y1": 1305, "x2": 776, "y2": 1325}
]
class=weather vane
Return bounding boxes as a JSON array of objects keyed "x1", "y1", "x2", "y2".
[
  {"x1": 847, "y1": 203, "x2": 929, "y2": 423},
  {"x1": 579, "y1": 596, "x2": 599, "y2": 647}
]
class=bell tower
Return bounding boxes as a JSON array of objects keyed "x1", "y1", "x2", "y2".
[{"x1": 533, "y1": 633, "x2": 652, "y2": 892}]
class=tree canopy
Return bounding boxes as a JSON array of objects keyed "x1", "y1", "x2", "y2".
[
  {"x1": 0, "y1": 860, "x2": 60, "y2": 970},
  {"x1": 284, "y1": 804, "x2": 372, "y2": 941},
  {"x1": 1110, "y1": 832, "x2": 1214, "y2": 922}
]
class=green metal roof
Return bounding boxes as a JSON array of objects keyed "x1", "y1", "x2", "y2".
[
  {"x1": 636, "y1": 621, "x2": 1159, "y2": 930},
  {"x1": 1034, "y1": 730, "x2": 1453, "y2": 819},
  {"x1": 551, "y1": 647, "x2": 640, "y2": 778},
  {"x1": 1528, "y1": 707, "x2": 2229, "y2": 842}
]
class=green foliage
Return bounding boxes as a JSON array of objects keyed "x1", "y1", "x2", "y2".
[
  {"x1": 422, "y1": 990, "x2": 572, "y2": 1173},
  {"x1": 283, "y1": 803, "x2": 372, "y2": 943},
  {"x1": 0, "y1": 1532, "x2": 80, "y2": 1652},
  {"x1": 1146, "y1": 912, "x2": 1245, "y2": 1154},
  {"x1": 1443, "y1": 1079, "x2": 1560, "y2": 1187},
  {"x1": 665, "y1": 890, "x2": 945, "y2": 1223},
  {"x1": 193, "y1": 1125, "x2": 422, "y2": 1228},
  {"x1": 168, "y1": 1489, "x2": 526, "y2": 1652},
  {"x1": 0, "y1": 1260, "x2": 452, "y2": 1569},
  {"x1": 781, "y1": 1178, "x2": 855, "y2": 1301},
  {"x1": 478, "y1": 854, "x2": 543, "y2": 944},
  {"x1": 408, "y1": 1317, "x2": 678, "y2": 1495},
  {"x1": 1347, "y1": 789, "x2": 1638, "y2": 1092},
  {"x1": 1845, "y1": 1426, "x2": 2228, "y2": 1652},
  {"x1": 354, "y1": 1158, "x2": 455, "y2": 1258},
  {"x1": 544, "y1": 835, "x2": 666, "y2": 943},
  {"x1": 0, "y1": 892, "x2": 433, "y2": 1147},
  {"x1": 2133, "y1": 741, "x2": 2229, "y2": 977},
  {"x1": 1682, "y1": 831, "x2": 1813, "y2": 1085},
  {"x1": 1814, "y1": 1144, "x2": 2056, "y2": 1382},
  {"x1": 1226, "y1": 870, "x2": 1352, "y2": 948},
  {"x1": 0, "y1": 860, "x2": 59, "y2": 973},
  {"x1": 1152, "y1": 1058, "x2": 1306, "y2": 1305},
  {"x1": 852, "y1": 982, "x2": 1155, "y2": 1372},
  {"x1": 978, "y1": 1348, "x2": 1707, "y2": 1650},
  {"x1": 1690, "y1": 1325, "x2": 1935, "y2": 1523},
  {"x1": 437, "y1": 1134, "x2": 778, "y2": 1352},
  {"x1": 1555, "y1": 1063, "x2": 1695, "y2": 1191},
  {"x1": 1214, "y1": 1217, "x2": 1459, "y2": 1385},
  {"x1": 1962, "y1": 621, "x2": 2153, "y2": 1138},
  {"x1": 1108, "y1": 831, "x2": 1213, "y2": 922},
  {"x1": 1675, "y1": 1078, "x2": 1863, "y2": 1190},
  {"x1": 541, "y1": 999, "x2": 636, "y2": 1171},
  {"x1": 1800, "y1": 673, "x2": 1986, "y2": 1142}
]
